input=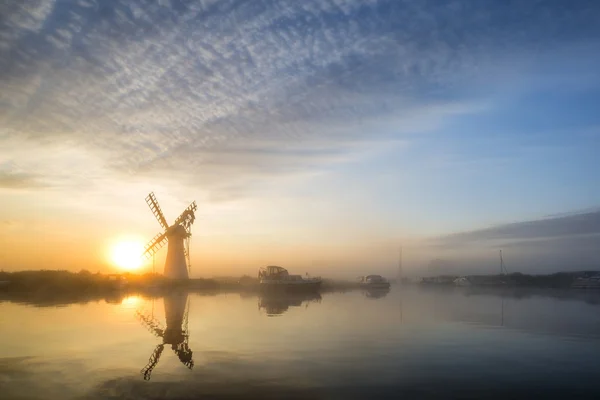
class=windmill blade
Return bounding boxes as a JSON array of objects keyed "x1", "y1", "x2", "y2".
[
  {"x1": 182, "y1": 296, "x2": 190, "y2": 336},
  {"x1": 146, "y1": 192, "x2": 170, "y2": 230},
  {"x1": 172, "y1": 201, "x2": 197, "y2": 231},
  {"x1": 141, "y1": 344, "x2": 165, "y2": 381},
  {"x1": 142, "y1": 232, "x2": 168, "y2": 260},
  {"x1": 135, "y1": 309, "x2": 165, "y2": 338},
  {"x1": 172, "y1": 342, "x2": 194, "y2": 370}
]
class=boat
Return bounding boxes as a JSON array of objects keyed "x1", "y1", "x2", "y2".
[
  {"x1": 258, "y1": 266, "x2": 322, "y2": 292},
  {"x1": 572, "y1": 274, "x2": 600, "y2": 289},
  {"x1": 454, "y1": 277, "x2": 472, "y2": 286},
  {"x1": 357, "y1": 275, "x2": 391, "y2": 289}
]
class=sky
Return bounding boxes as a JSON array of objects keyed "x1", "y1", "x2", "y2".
[{"x1": 1, "y1": 0, "x2": 599, "y2": 278}]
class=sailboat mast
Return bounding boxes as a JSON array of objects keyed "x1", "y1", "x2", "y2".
[
  {"x1": 398, "y1": 245, "x2": 403, "y2": 282},
  {"x1": 499, "y1": 250, "x2": 508, "y2": 275}
]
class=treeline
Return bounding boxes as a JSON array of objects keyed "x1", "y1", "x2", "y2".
[
  {"x1": 420, "y1": 271, "x2": 600, "y2": 288},
  {"x1": 0, "y1": 269, "x2": 205, "y2": 292},
  {"x1": 0, "y1": 270, "x2": 129, "y2": 307},
  {"x1": 506, "y1": 272, "x2": 577, "y2": 288},
  {"x1": 0, "y1": 269, "x2": 119, "y2": 292}
]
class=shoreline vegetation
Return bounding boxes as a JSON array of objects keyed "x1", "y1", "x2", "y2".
[
  {"x1": 0, "y1": 269, "x2": 599, "y2": 307},
  {"x1": 0, "y1": 270, "x2": 364, "y2": 306}
]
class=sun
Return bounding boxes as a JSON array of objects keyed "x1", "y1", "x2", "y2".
[{"x1": 110, "y1": 240, "x2": 144, "y2": 271}]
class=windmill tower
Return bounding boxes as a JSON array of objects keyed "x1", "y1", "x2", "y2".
[
  {"x1": 135, "y1": 291, "x2": 194, "y2": 380},
  {"x1": 142, "y1": 192, "x2": 197, "y2": 280}
]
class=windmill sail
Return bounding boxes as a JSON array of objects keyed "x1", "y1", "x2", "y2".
[
  {"x1": 146, "y1": 192, "x2": 169, "y2": 230},
  {"x1": 142, "y1": 232, "x2": 168, "y2": 260},
  {"x1": 141, "y1": 344, "x2": 165, "y2": 381},
  {"x1": 173, "y1": 202, "x2": 197, "y2": 232}
]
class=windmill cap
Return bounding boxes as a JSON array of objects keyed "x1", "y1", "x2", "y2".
[{"x1": 167, "y1": 224, "x2": 188, "y2": 237}]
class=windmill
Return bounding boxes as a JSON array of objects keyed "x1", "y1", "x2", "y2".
[
  {"x1": 136, "y1": 292, "x2": 194, "y2": 380},
  {"x1": 142, "y1": 192, "x2": 197, "y2": 279}
]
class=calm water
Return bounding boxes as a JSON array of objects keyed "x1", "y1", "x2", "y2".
[{"x1": 1, "y1": 286, "x2": 600, "y2": 399}]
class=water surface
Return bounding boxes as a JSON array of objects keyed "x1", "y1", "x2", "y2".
[{"x1": 1, "y1": 286, "x2": 600, "y2": 399}]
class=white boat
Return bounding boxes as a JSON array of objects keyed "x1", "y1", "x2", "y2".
[
  {"x1": 358, "y1": 275, "x2": 391, "y2": 289},
  {"x1": 454, "y1": 277, "x2": 471, "y2": 286},
  {"x1": 258, "y1": 266, "x2": 322, "y2": 292}
]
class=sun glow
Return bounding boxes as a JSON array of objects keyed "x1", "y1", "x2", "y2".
[{"x1": 110, "y1": 240, "x2": 144, "y2": 271}]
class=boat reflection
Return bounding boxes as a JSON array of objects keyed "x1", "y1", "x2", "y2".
[
  {"x1": 258, "y1": 291, "x2": 322, "y2": 316},
  {"x1": 363, "y1": 287, "x2": 391, "y2": 299},
  {"x1": 135, "y1": 291, "x2": 194, "y2": 380}
]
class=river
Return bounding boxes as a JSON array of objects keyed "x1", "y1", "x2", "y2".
[{"x1": 1, "y1": 285, "x2": 600, "y2": 399}]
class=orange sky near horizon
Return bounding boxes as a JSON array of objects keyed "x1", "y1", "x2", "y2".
[{"x1": 0, "y1": 183, "x2": 425, "y2": 279}]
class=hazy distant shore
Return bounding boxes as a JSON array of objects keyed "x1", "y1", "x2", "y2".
[{"x1": 1, "y1": 270, "x2": 600, "y2": 307}]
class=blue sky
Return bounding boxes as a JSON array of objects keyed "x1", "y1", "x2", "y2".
[{"x1": 0, "y1": 0, "x2": 599, "y2": 276}]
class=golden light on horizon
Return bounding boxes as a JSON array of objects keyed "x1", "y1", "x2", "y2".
[{"x1": 109, "y1": 240, "x2": 144, "y2": 271}]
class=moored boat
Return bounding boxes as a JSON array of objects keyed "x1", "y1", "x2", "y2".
[
  {"x1": 358, "y1": 275, "x2": 391, "y2": 289},
  {"x1": 572, "y1": 274, "x2": 600, "y2": 289},
  {"x1": 258, "y1": 266, "x2": 322, "y2": 292}
]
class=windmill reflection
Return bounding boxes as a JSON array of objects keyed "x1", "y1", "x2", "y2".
[
  {"x1": 135, "y1": 291, "x2": 194, "y2": 380},
  {"x1": 258, "y1": 291, "x2": 322, "y2": 316}
]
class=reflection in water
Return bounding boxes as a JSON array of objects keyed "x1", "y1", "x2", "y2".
[
  {"x1": 121, "y1": 295, "x2": 141, "y2": 308},
  {"x1": 258, "y1": 291, "x2": 322, "y2": 316},
  {"x1": 363, "y1": 287, "x2": 391, "y2": 299},
  {"x1": 501, "y1": 297, "x2": 504, "y2": 327},
  {"x1": 2, "y1": 287, "x2": 600, "y2": 399},
  {"x1": 135, "y1": 291, "x2": 194, "y2": 380}
]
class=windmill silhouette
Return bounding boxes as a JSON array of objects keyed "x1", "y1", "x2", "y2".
[
  {"x1": 136, "y1": 291, "x2": 194, "y2": 380},
  {"x1": 142, "y1": 192, "x2": 197, "y2": 279}
]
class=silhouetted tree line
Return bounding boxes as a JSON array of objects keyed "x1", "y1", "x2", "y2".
[
  {"x1": 0, "y1": 269, "x2": 116, "y2": 292},
  {"x1": 505, "y1": 272, "x2": 576, "y2": 288}
]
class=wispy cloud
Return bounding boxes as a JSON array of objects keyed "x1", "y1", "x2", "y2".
[
  {"x1": 2, "y1": 0, "x2": 598, "y2": 202},
  {"x1": 431, "y1": 210, "x2": 600, "y2": 247},
  {"x1": 421, "y1": 210, "x2": 600, "y2": 273},
  {"x1": 0, "y1": 171, "x2": 45, "y2": 189}
]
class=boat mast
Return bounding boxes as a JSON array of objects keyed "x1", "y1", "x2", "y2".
[
  {"x1": 398, "y1": 245, "x2": 403, "y2": 283},
  {"x1": 499, "y1": 250, "x2": 508, "y2": 275}
]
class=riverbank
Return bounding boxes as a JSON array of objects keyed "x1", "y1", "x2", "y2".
[
  {"x1": 417, "y1": 271, "x2": 600, "y2": 288},
  {"x1": 3, "y1": 269, "x2": 599, "y2": 307},
  {"x1": 0, "y1": 270, "x2": 363, "y2": 306}
]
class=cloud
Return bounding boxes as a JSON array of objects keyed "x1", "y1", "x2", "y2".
[
  {"x1": 431, "y1": 210, "x2": 600, "y2": 247},
  {"x1": 0, "y1": 171, "x2": 45, "y2": 189},
  {"x1": 421, "y1": 210, "x2": 600, "y2": 273},
  {"x1": 1, "y1": 0, "x2": 599, "y2": 202}
]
